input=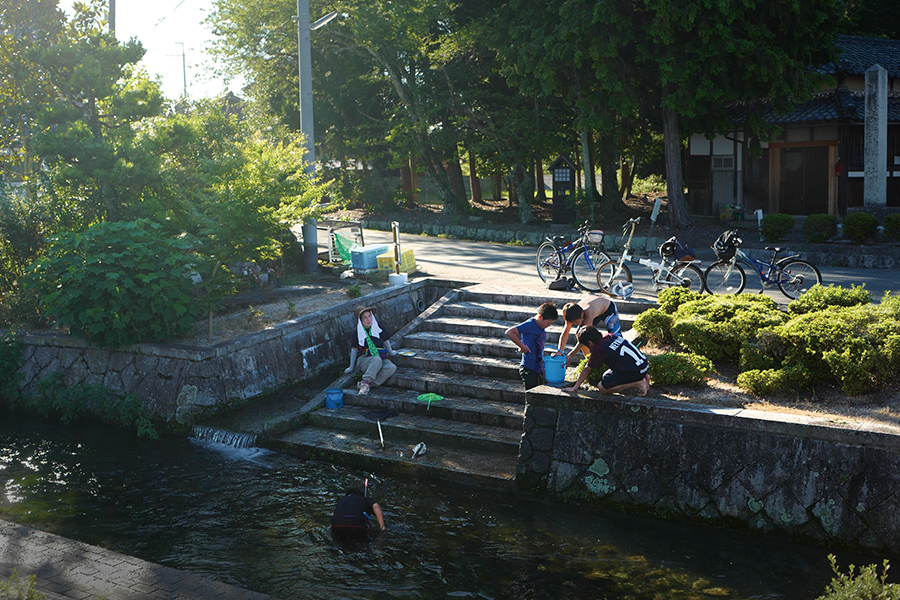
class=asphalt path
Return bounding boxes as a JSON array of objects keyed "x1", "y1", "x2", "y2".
[{"x1": 361, "y1": 228, "x2": 897, "y2": 303}]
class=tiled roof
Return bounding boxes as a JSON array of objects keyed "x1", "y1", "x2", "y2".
[
  {"x1": 727, "y1": 89, "x2": 900, "y2": 125},
  {"x1": 828, "y1": 35, "x2": 900, "y2": 78}
]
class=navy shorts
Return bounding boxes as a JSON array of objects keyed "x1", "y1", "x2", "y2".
[{"x1": 600, "y1": 368, "x2": 647, "y2": 390}]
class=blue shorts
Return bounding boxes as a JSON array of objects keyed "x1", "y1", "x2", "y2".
[{"x1": 600, "y1": 367, "x2": 647, "y2": 390}]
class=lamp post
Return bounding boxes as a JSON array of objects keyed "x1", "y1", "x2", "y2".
[{"x1": 296, "y1": 2, "x2": 338, "y2": 273}]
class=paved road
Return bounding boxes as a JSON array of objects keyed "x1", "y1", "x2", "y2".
[{"x1": 362, "y1": 229, "x2": 897, "y2": 303}]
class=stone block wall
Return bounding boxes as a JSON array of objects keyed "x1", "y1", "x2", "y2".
[
  {"x1": 11, "y1": 279, "x2": 461, "y2": 423},
  {"x1": 518, "y1": 391, "x2": 900, "y2": 554}
]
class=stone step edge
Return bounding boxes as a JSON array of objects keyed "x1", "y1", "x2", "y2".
[{"x1": 346, "y1": 385, "x2": 525, "y2": 422}]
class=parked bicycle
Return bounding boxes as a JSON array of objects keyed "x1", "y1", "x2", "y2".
[
  {"x1": 704, "y1": 230, "x2": 822, "y2": 299},
  {"x1": 594, "y1": 217, "x2": 706, "y2": 297},
  {"x1": 536, "y1": 222, "x2": 611, "y2": 292}
]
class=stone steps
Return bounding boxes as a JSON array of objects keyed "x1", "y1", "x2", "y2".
[{"x1": 268, "y1": 289, "x2": 654, "y2": 490}]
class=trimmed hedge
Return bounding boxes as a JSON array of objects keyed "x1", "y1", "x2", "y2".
[
  {"x1": 841, "y1": 212, "x2": 879, "y2": 244},
  {"x1": 802, "y1": 214, "x2": 838, "y2": 243},
  {"x1": 760, "y1": 213, "x2": 795, "y2": 242}
]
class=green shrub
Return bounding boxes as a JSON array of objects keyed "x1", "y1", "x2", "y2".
[
  {"x1": 0, "y1": 331, "x2": 23, "y2": 401},
  {"x1": 884, "y1": 214, "x2": 900, "y2": 242},
  {"x1": 817, "y1": 555, "x2": 899, "y2": 600},
  {"x1": 736, "y1": 366, "x2": 810, "y2": 395},
  {"x1": 841, "y1": 211, "x2": 879, "y2": 244},
  {"x1": 632, "y1": 309, "x2": 673, "y2": 344},
  {"x1": 802, "y1": 214, "x2": 838, "y2": 243},
  {"x1": 25, "y1": 373, "x2": 159, "y2": 438},
  {"x1": 739, "y1": 341, "x2": 779, "y2": 372},
  {"x1": 22, "y1": 220, "x2": 204, "y2": 348},
  {"x1": 648, "y1": 352, "x2": 714, "y2": 386},
  {"x1": 0, "y1": 569, "x2": 44, "y2": 600},
  {"x1": 572, "y1": 356, "x2": 603, "y2": 387},
  {"x1": 760, "y1": 213, "x2": 795, "y2": 242},
  {"x1": 788, "y1": 284, "x2": 872, "y2": 315},
  {"x1": 657, "y1": 287, "x2": 702, "y2": 314},
  {"x1": 671, "y1": 319, "x2": 743, "y2": 362}
]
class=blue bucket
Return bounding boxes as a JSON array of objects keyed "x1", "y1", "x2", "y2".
[
  {"x1": 543, "y1": 348, "x2": 566, "y2": 385},
  {"x1": 325, "y1": 388, "x2": 344, "y2": 409}
]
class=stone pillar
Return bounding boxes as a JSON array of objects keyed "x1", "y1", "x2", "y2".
[{"x1": 864, "y1": 65, "x2": 887, "y2": 208}]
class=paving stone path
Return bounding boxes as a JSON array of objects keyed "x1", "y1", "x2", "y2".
[{"x1": 0, "y1": 519, "x2": 273, "y2": 600}]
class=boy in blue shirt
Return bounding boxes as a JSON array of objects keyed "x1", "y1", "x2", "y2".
[{"x1": 505, "y1": 302, "x2": 559, "y2": 390}]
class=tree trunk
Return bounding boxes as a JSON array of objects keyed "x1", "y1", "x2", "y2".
[
  {"x1": 400, "y1": 162, "x2": 414, "y2": 207},
  {"x1": 512, "y1": 162, "x2": 534, "y2": 224},
  {"x1": 468, "y1": 152, "x2": 482, "y2": 204},
  {"x1": 409, "y1": 155, "x2": 419, "y2": 204},
  {"x1": 491, "y1": 172, "x2": 502, "y2": 201},
  {"x1": 507, "y1": 174, "x2": 517, "y2": 208},
  {"x1": 598, "y1": 131, "x2": 627, "y2": 215},
  {"x1": 580, "y1": 128, "x2": 595, "y2": 197},
  {"x1": 662, "y1": 104, "x2": 691, "y2": 229},
  {"x1": 619, "y1": 157, "x2": 636, "y2": 200},
  {"x1": 447, "y1": 157, "x2": 467, "y2": 209},
  {"x1": 535, "y1": 154, "x2": 547, "y2": 202}
]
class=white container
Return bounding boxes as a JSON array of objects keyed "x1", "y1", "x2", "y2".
[{"x1": 388, "y1": 272, "x2": 408, "y2": 287}]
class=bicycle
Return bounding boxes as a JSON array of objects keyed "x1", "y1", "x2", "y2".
[
  {"x1": 704, "y1": 230, "x2": 822, "y2": 299},
  {"x1": 594, "y1": 217, "x2": 706, "y2": 297},
  {"x1": 536, "y1": 222, "x2": 611, "y2": 292}
]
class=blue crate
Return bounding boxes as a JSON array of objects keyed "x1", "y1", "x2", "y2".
[{"x1": 350, "y1": 245, "x2": 390, "y2": 271}]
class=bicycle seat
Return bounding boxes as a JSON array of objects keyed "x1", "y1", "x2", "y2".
[
  {"x1": 765, "y1": 246, "x2": 784, "y2": 253},
  {"x1": 553, "y1": 236, "x2": 566, "y2": 246}
]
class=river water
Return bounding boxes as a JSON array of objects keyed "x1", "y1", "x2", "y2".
[{"x1": 0, "y1": 413, "x2": 876, "y2": 599}]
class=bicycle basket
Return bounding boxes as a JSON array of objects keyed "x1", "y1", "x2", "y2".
[
  {"x1": 583, "y1": 229, "x2": 605, "y2": 247},
  {"x1": 660, "y1": 236, "x2": 695, "y2": 261},
  {"x1": 712, "y1": 231, "x2": 739, "y2": 261}
]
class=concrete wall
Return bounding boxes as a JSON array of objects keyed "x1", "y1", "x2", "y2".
[
  {"x1": 518, "y1": 391, "x2": 900, "y2": 554},
  {"x1": 11, "y1": 279, "x2": 463, "y2": 424}
]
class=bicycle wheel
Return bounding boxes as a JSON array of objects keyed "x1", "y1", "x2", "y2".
[
  {"x1": 536, "y1": 241, "x2": 562, "y2": 284},
  {"x1": 595, "y1": 261, "x2": 632, "y2": 296},
  {"x1": 667, "y1": 263, "x2": 706, "y2": 293},
  {"x1": 704, "y1": 261, "x2": 746, "y2": 294},
  {"x1": 571, "y1": 247, "x2": 611, "y2": 292},
  {"x1": 777, "y1": 259, "x2": 822, "y2": 300}
]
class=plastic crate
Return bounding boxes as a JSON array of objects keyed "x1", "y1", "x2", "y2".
[
  {"x1": 350, "y1": 245, "x2": 389, "y2": 271},
  {"x1": 377, "y1": 249, "x2": 416, "y2": 274}
]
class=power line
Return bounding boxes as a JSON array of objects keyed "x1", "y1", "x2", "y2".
[{"x1": 154, "y1": 0, "x2": 190, "y2": 29}]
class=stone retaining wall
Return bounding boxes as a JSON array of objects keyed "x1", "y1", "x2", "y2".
[
  {"x1": 11, "y1": 279, "x2": 463, "y2": 424},
  {"x1": 517, "y1": 391, "x2": 900, "y2": 554}
]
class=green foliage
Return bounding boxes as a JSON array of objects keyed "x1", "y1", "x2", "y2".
[
  {"x1": 884, "y1": 214, "x2": 900, "y2": 242},
  {"x1": 346, "y1": 283, "x2": 362, "y2": 298},
  {"x1": 841, "y1": 212, "x2": 879, "y2": 244},
  {"x1": 802, "y1": 214, "x2": 838, "y2": 243},
  {"x1": 816, "y1": 555, "x2": 900, "y2": 600},
  {"x1": 656, "y1": 287, "x2": 703, "y2": 314},
  {"x1": 0, "y1": 331, "x2": 24, "y2": 400},
  {"x1": 632, "y1": 309, "x2": 673, "y2": 344},
  {"x1": 760, "y1": 213, "x2": 796, "y2": 242},
  {"x1": 13, "y1": 373, "x2": 159, "y2": 439},
  {"x1": 631, "y1": 175, "x2": 667, "y2": 196},
  {"x1": 573, "y1": 356, "x2": 603, "y2": 387},
  {"x1": 648, "y1": 352, "x2": 713, "y2": 386},
  {"x1": 736, "y1": 367, "x2": 811, "y2": 395},
  {"x1": 739, "y1": 341, "x2": 778, "y2": 373},
  {"x1": 788, "y1": 284, "x2": 872, "y2": 315},
  {"x1": 22, "y1": 220, "x2": 204, "y2": 348},
  {"x1": 0, "y1": 569, "x2": 44, "y2": 600}
]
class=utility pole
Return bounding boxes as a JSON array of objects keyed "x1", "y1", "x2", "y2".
[
  {"x1": 175, "y1": 42, "x2": 187, "y2": 98},
  {"x1": 109, "y1": 0, "x2": 116, "y2": 35}
]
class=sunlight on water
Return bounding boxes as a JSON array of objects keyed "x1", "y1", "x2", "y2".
[{"x1": 0, "y1": 413, "x2": 879, "y2": 599}]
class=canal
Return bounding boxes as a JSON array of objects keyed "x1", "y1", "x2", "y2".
[{"x1": 0, "y1": 413, "x2": 878, "y2": 599}]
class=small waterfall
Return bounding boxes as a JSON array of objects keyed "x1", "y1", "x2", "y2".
[{"x1": 192, "y1": 426, "x2": 258, "y2": 449}]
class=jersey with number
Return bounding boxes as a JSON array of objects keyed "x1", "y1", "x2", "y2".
[{"x1": 587, "y1": 333, "x2": 648, "y2": 374}]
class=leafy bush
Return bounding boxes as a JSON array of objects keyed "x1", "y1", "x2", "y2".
[
  {"x1": 12, "y1": 373, "x2": 159, "y2": 438},
  {"x1": 572, "y1": 356, "x2": 603, "y2": 387},
  {"x1": 760, "y1": 213, "x2": 795, "y2": 242},
  {"x1": 648, "y1": 352, "x2": 713, "y2": 386},
  {"x1": 656, "y1": 287, "x2": 703, "y2": 315},
  {"x1": 0, "y1": 331, "x2": 23, "y2": 400},
  {"x1": 841, "y1": 211, "x2": 879, "y2": 244},
  {"x1": 788, "y1": 284, "x2": 872, "y2": 315},
  {"x1": 632, "y1": 309, "x2": 673, "y2": 344},
  {"x1": 817, "y1": 555, "x2": 899, "y2": 600},
  {"x1": 22, "y1": 220, "x2": 204, "y2": 348},
  {"x1": 739, "y1": 341, "x2": 779, "y2": 372},
  {"x1": 802, "y1": 214, "x2": 838, "y2": 243},
  {"x1": 884, "y1": 214, "x2": 900, "y2": 242},
  {"x1": 736, "y1": 366, "x2": 810, "y2": 395},
  {"x1": 0, "y1": 569, "x2": 44, "y2": 600}
]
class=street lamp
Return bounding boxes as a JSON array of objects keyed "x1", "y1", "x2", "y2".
[{"x1": 295, "y1": 3, "x2": 337, "y2": 273}]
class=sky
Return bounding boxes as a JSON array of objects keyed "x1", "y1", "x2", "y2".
[{"x1": 58, "y1": 0, "x2": 245, "y2": 101}]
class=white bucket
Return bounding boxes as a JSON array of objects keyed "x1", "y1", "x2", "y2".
[{"x1": 388, "y1": 272, "x2": 408, "y2": 287}]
